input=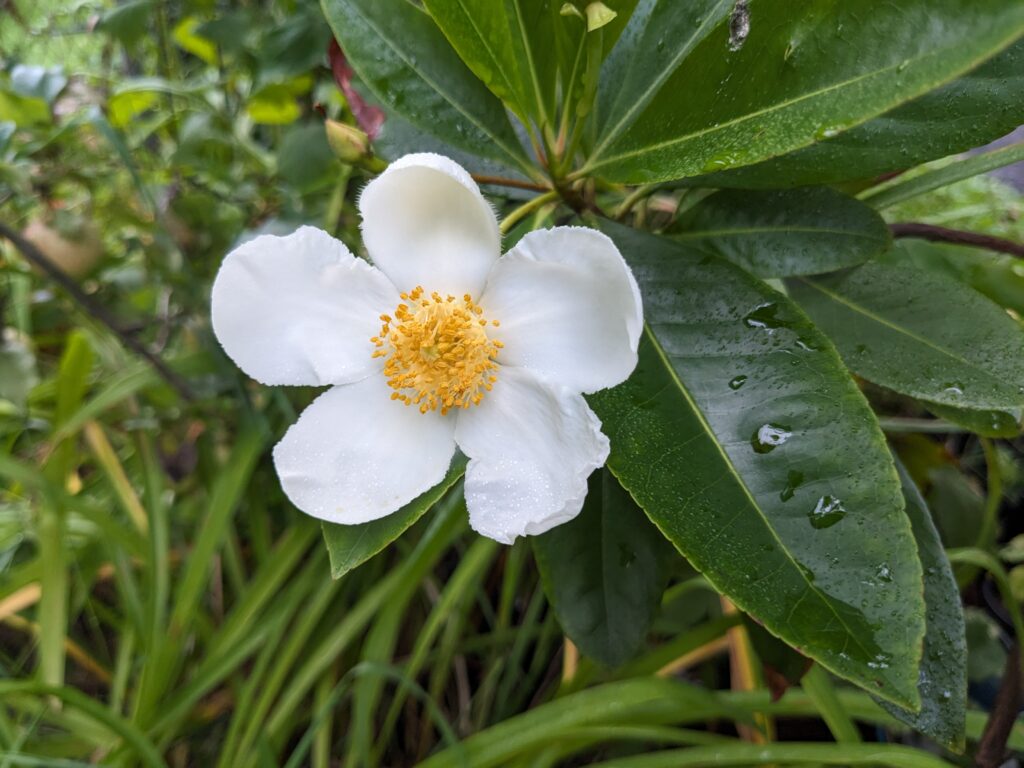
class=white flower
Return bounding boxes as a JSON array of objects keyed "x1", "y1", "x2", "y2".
[{"x1": 211, "y1": 153, "x2": 642, "y2": 544}]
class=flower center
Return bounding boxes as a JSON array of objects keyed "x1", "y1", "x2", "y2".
[{"x1": 371, "y1": 286, "x2": 503, "y2": 415}]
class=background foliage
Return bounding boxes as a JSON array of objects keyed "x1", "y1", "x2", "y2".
[{"x1": 2, "y1": 0, "x2": 1024, "y2": 766}]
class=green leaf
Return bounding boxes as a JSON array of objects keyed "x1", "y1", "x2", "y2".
[
  {"x1": 10, "y1": 65, "x2": 67, "y2": 105},
  {"x1": 924, "y1": 402, "x2": 1021, "y2": 438},
  {"x1": 173, "y1": 16, "x2": 219, "y2": 66},
  {"x1": 586, "y1": 1, "x2": 1024, "y2": 183},
  {"x1": 245, "y1": 84, "x2": 302, "y2": 125},
  {"x1": 697, "y1": 40, "x2": 1024, "y2": 188},
  {"x1": 276, "y1": 122, "x2": 337, "y2": 193},
  {"x1": 590, "y1": 222, "x2": 925, "y2": 709},
  {"x1": 0, "y1": 335, "x2": 38, "y2": 411},
  {"x1": 96, "y1": 0, "x2": 156, "y2": 47},
  {"x1": 788, "y1": 262, "x2": 1024, "y2": 411},
  {"x1": 875, "y1": 460, "x2": 967, "y2": 753},
  {"x1": 320, "y1": 0, "x2": 532, "y2": 171},
  {"x1": 321, "y1": 455, "x2": 468, "y2": 579},
  {"x1": 532, "y1": 468, "x2": 672, "y2": 667},
  {"x1": 420, "y1": 0, "x2": 547, "y2": 122},
  {"x1": 670, "y1": 187, "x2": 890, "y2": 278},
  {"x1": 883, "y1": 240, "x2": 1024, "y2": 318},
  {"x1": 0, "y1": 89, "x2": 49, "y2": 127}
]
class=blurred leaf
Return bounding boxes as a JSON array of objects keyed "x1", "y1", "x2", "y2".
[
  {"x1": 0, "y1": 89, "x2": 49, "y2": 126},
  {"x1": 321, "y1": 0, "x2": 533, "y2": 171},
  {"x1": 1001, "y1": 535, "x2": 1024, "y2": 564},
  {"x1": 699, "y1": 40, "x2": 1024, "y2": 188},
  {"x1": 671, "y1": 187, "x2": 890, "y2": 278},
  {"x1": 96, "y1": 0, "x2": 156, "y2": 47},
  {"x1": 0, "y1": 334, "x2": 38, "y2": 410},
  {"x1": 0, "y1": 121, "x2": 14, "y2": 153},
  {"x1": 322, "y1": 455, "x2": 468, "y2": 579},
  {"x1": 743, "y1": 618, "x2": 811, "y2": 701},
  {"x1": 173, "y1": 16, "x2": 219, "y2": 65},
  {"x1": 246, "y1": 83, "x2": 302, "y2": 125},
  {"x1": 588, "y1": 0, "x2": 1024, "y2": 182},
  {"x1": 789, "y1": 262, "x2": 1024, "y2": 411},
  {"x1": 533, "y1": 468, "x2": 673, "y2": 667},
  {"x1": 108, "y1": 90, "x2": 158, "y2": 128},
  {"x1": 964, "y1": 608, "x2": 1005, "y2": 683},
  {"x1": 258, "y1": 8, "x2": 332, "y2": 82},
  {"x1": 876, "y1": 460, "x2": 967, "y2": 753},
  {"x1": 277, "y1": 122, "x2": 338, "y2": 193},
  {"x1": 926, "y1": 466, "x2": 984, "y2": 550},
  {"x1": 590, "y1": 222, "x2": 925, "y2": 710},
  {"x1": 10, "y1": 65, "x2": 67, "y2": 104}
]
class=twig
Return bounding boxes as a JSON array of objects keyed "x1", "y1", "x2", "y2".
[
  {"x1": 471, "y1": 174, "x2": 551, "y2": 192},
  {"x1": 0, "y1": 221, "x2": 195, "y2": 400},
  {"x1": 976, "y1": 640, "x2": 1022, "y2": 768},
  {"x1": 889, "y1": 222, "x2": 1024, "y2": 258}
]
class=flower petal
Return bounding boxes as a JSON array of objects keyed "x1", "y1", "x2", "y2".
[
  {"x1": 359, "y1": 153, "x2": 500, "y2": 297},
  {"x1": 273, "y1": 376, "x2": 457, "y2": 524},
  {"x1": 481, "y1": 227, "x2": 643, "y2": 394},
  {"x1": 211, "y1": 226, "x2": 398, "y2": 386},
  {"x1": 454, "y1": 366, "x2": 609, "y2": 544}
]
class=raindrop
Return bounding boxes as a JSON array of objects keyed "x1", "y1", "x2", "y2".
[
  {"x1": 876, "y1": 564, "x2": 892, "y2": 583},
  {"x1": 729, "y1": 375, "x2": 748, "y2": 390},
  {"x1": 815, "y1": 125, "x2": 844, "y2": 140},
  {"x1": 751, "y1": 423, "x2": 792, "y2": 454},
  {"x1": 701, "y1": 151, "x2": 741, "y2": 173},
  {"x1": 743, "y1": 303, "x2": 793, "y2": 332},
  {"x1": 780, "y1": 469, "x2": 804, "y2": 501},
  {"x1": 618, "y1": 542, "x2": 637, "y2": 568},
  {"x1": 727, "y1": 0, "x2": 750, "y2": 51},
  {"x1": 808, "y1": 495, "x2": 846, "y2": 529},
  {"x1": 943, "y1": 381, "x2": 964, "y2": 396}
]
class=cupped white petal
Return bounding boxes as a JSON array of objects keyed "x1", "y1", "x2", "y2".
[
  {"x1": 359, "y1": 153, "x2": 500, "y2": 297},
  {"x1": 480, "y1": 227, "x2": 643, "y2": 394},
  {"x1": 273, "y1": 375, "x2": 457, "y2": 525},
  {"x1": 454, "y1": 366, "x2": 609, "y2": 544},
  {"x1": 211, "y1": 226, "x2": 398, "y2": 386}
]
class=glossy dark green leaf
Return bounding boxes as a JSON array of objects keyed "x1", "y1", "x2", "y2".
[
  {"x1": 420, "y1": 0, "x2": 546, "y2": 121},
  {"x1": 698, "y1": 40, "x2": 1024, "y2": 188},
  {"x1": 532, "y1": 468, "x2": 673, "y2": 667},
  {"x1": 881, "y1": 240, "x2": 1024, "y2": 318},
  {"x1": 788, "y1": 262, "x2": 1024, "y2": 411},
  {"x1": 320, "y1": 0, "x2": 531, "y2": 170},
  {"x1": 586, "y1": 1, "x2": 1024, "y2": 183},
  {"x1": 670, "y1": 187, "x2": 890, "y2": 278},
  {"x1": 591, "y1": 221, "x2": 925, "y2": 709},
  {"x1": 321, "y1": 455, "x2": 467, "y2": 579},
  {"x1": 875, "y1": 460, "x2": 967, "y2": 753}
]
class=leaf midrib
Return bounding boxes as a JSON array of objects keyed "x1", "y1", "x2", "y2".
[
  {"x1": 673, "y1": 225, "x2": 885, "y2": 241},
  {"x1": 795, "y1": 276, "x2": 1024, "y2": 404},
  {"x1": 588, "y1": 31, "x2": 1021, "y2": 173},
  {"x1": 638, "y1": 323, "x2": 882, "y2": 675},
  {"x1": 593, "y1": 0, "x2": 734, "y2": 158},
  {"x1": 329, "y1": 0, "x2": 529, "y2": 171}
]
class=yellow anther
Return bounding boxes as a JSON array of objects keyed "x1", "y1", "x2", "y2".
[{"x1": 371, "y1": 288, "x2": 503, "y2": 415}]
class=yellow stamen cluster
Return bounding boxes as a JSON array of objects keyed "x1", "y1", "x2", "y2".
[{"x1": 372, "y1": 286, "x2": 503, "y2": 415}]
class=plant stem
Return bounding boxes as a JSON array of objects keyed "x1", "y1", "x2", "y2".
[
  {"x1": 889, "y1": 223, "x2": 1024, "y2": 258},
  {"x1": 499, "y1": 191, "x2": 560, "y2": 236},
  {"x1": 472, "y1": 174, "x2": 551, "y2": 193},
  {"x1": 0, "y1": 222, "x2": 194, "y2": 400}
]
